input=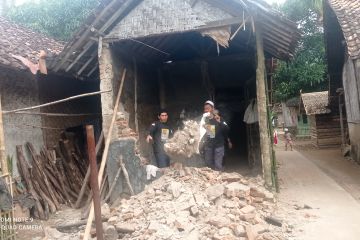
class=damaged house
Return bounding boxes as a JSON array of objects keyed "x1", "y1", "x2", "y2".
[
  {"x1": 0, "y1": 17, "x2": 103, "y2": 227},
  {"x1": 51, "y1": 0, "x2": 300, "y2": 193},
  {"x1": 0, "y1": 17, "x2": 102, "y2": 177},
  {"x1": 324, "y1": 0, "x2": 360, "y2": 162}
]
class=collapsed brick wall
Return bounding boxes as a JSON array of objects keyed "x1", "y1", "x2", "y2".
[
  {"x1": 0, "y1": 69, "x2": 44, "y2": 177},
  {"x1": 37, "y1": 74, "x2": 102, "y2": 148}
]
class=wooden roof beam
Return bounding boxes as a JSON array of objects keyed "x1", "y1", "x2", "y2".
[
  {"x1": 77, "y1": 54, "x2": 97, "y2": 75},
  {"x1": 86, "y1": 65, "x2": 99, "y2": 78},
  {"x1": 65, "y1": 41, "x2": 95, "y2": 72},
  {"x1": 53, "y1": 0, "x2": 121, "y2": 72},
  {"x1": 64, "y1": 0, "x2": 144, "y2": 74}
]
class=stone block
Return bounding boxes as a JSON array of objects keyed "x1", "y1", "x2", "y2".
[
  {"x1": 250, "y1": 187, "x2": 266, "y2": 198},
  {"x1": 233, "y1": 225, "x2": 246, "y2": 237},
  {"x1": 190, "y1": 205, "x2": 199, "y2": 216},
  {"x1": 115, "y1": 223, "x2": 135, "y2": 233},
  {"x1": 207, "y1": 216, "x2": 230, "y2": 228},
  {"x1": 108, "y1": 216, "x2": 118, "y2": 225},
  {"x1": 205, "y1": 184, "x2": 225, "y2": 201},
  {"x1": 167, "y1": 181, "x2": 182, "y2": 199},
  {"x1": 225, "y1": 182, "x2": 250, "y2": 198},
  {"x1": 103, "y1": 223, "x2": 118, "y2": 240},
  {"x1": 221, "y1": 172, "x2": 243, "y2": 183},
  {"x1": 101, "y1": 203, "x2": 111, "y2": 219},
  {"x1": 245, "y1": 225, "x2": 258, "y2": 240},
  {"x1": 240, "y1": 205, "x2": 256, "y2": 214}
]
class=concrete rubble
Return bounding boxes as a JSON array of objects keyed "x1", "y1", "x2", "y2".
[
  {"x1": 164, "y1": 120, "x2": 200, "y2": 161},
  {"x1": 99, "y1": 166, "x2": 286, "y2": 240}
]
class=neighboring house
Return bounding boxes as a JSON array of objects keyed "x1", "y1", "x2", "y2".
[
  {"x1": 275, "y1": 97, "x2": 310, "y2": 138},
  {"x1": 286, "y1": 97, "x2": 311, "y2": 138},
  {"x1": 51, "y1": 0, "x2": 300, "y2": 189},
  {"x1": 324, "y1": 0, "x2": 360, "y2": 161},
  {"x1": 300, "y1": 91, "x2": 342, "y2": 148},
  {"x1": 284, "y1": 97, "x2": 299, "y2": 128},
  {"x1": 0, "y1": 17, "x2": 101, "y2": 177}
]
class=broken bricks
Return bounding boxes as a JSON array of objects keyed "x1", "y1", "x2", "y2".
[
  {"x1": 225, "y1": 182, "x2": 251, "y2": 198},
  {"x1": 54, "y1": 167, "x2": 282, "y2": 240}
]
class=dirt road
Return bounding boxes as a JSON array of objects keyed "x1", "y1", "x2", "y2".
[{"x1": 276, "y1": 147, "x2": 360, "y2": 240}]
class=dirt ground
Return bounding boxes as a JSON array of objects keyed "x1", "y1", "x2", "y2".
[{"x1": 275, "y1": 137, "x2": 360, "y2": 240}]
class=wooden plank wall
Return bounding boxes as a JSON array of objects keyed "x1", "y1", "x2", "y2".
[
  {"x1": 342, "y1": 58, "x2": 360, "y2": 122},
  {"x1": 310, "y1": 114, "x2": 344, "y2": 148}
]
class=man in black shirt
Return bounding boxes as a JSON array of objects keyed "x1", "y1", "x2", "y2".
[
  {"x1": 203, "y1": 109, "x2": 230, "y2": 171},
  {"x1": 146, "y1": 110, "x2": 173, "y2": 168}
]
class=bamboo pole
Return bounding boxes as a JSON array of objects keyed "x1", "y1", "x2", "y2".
[
  {"x1": 104, "y1": 156, "x2": 122, "y2": 202},
  {"x1": 0, "y1": 95, "x2": 16, "y2": 239},
  {"x1": 255, "y1": 25, "x2": 272, "y2": 188},
  {"x1": 86, "y1": 125, "x2": 104, "y2": 240},
  {"x1": 3, "y1": 90, "x2": 111, "y2": 114},
  {"x1": 0, "y1": 95, "x2": 7, "y2": 174},
  {"x1": 119, "y1": 156, "x2": 134, "y2": 195},
  {"x1": 83, "y1": 69, "x2": 127, "y2": 240}
]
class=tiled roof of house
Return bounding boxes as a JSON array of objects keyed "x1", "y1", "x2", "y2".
[
  {"x1": 301, "y1": 91, "x2": 331, "y2": 115},
  {"x1": 328, "y1": 0, "x2": 360, "y2": 59},
  {"x1": 0, "y1": 17, "x2": 64, "y2": 70}
]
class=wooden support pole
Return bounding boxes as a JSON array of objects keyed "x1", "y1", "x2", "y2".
[
  {"x1": 338, "y1": 91, "x2": 345, "y2": 148},
  {"x1": 133, "y1": 58, "x2": 139, "y2": 133},
  {"x1": 86, "y1": 125, "x2": 104, "y2": 240},
  {"x1": 255, "y1": 25, "x2": 272, "y2": 188},
  {"x1": 83, "y1": 69, "x2": 127, "y2": 240},
  {"x1": 75, "y1": 131, "x2": 104, "y2": 208}
]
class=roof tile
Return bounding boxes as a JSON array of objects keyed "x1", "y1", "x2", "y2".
[
  {"x1": 0, "y1": 17, "x2": 64, "y2": 70},
  {"x1": 328, "y1": 0, "x2": 360, "y2": 59}
]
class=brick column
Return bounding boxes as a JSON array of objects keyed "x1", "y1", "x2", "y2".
[{"x1": 98, "y1": 42, "x2": 117, "y2": 140}]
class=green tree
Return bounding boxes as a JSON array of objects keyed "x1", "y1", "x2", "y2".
[
  {"x1": 273, "y1": 0, "x2": 327, "y2": 101},
  {"x1": 6, "y1": 0, "x2": 100, "y2": 41}
]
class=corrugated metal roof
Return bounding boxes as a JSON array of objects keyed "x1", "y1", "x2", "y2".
[
  {"x1": 0, "y1": 17, "x2": 64, "y2": 71},
  {"x1": 327, "y1": 0, "x2": 360, "y2": 59}
]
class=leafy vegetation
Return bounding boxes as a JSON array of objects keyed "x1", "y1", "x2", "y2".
[
  {"x1": 6, "y1": 0, "x2": 100, "y2": 41},
  {"x1": 273, "y1": 0, "x2": 327, "y2": 101}
]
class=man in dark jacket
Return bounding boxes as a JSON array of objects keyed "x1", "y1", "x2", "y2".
[
  {"x1": 203, "y1": 109, "x2": 231, "y2": 171},
  {"x1": 146, "y1": 109, "x2": 173, "y2": 168}
]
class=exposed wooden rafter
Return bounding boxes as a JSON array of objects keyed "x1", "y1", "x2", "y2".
[
  {"x1": 53, "y1": 0, "x2": 122, "y2": 72},
  {"x1": 63, "y1": 0, "x2": 144, "y2": 74}
]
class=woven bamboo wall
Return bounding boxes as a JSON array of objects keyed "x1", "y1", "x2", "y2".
[
  {"x1": 311, "y1": 114, "x2": 343, "y2": 148},
  {"x1": 0, "y1": 70, "x2": 44, "y2": 178},
  {"x1": 106, "y1": 0, "x2": 232, "y2": 40}
]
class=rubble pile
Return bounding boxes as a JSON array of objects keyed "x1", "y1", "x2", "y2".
[
  {"x1": 104, "y1": 167, "x2": 285, "y2": 240},
  {"x1": 164, "y1": 120, "x2": 200, "y2": 161}
]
